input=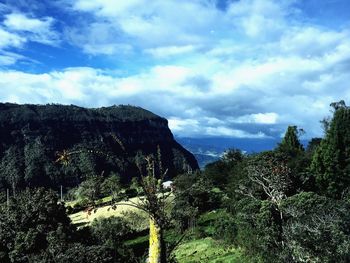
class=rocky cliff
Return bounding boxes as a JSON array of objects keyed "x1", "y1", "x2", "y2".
[{"x1": 0, "y1": 103, "x2": 198, "y2": 191}]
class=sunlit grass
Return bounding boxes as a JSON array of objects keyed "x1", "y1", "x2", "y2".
[
  {"x1": 69, "y1": 196, "x2": 144, "y2": 226},
  {"x1": 175, "y1": 237, "x2": 247, "y2": 263},
  {"x1": 69, "y1": 194, "x2": 174, "y2": 227}
]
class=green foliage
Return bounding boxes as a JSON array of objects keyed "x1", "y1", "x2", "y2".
[
  {"x1": 0, "y1": 146, "x2": 24, "y2": 194},
  {"x1": 120, "y1": 210, "x2": 149, "y2": 232},
  {"x1": 89, "y1": 217, "x2": 135, "y2": 262},
  {"x1": 277, "y1": 126, "x2": 304, "y2": 154},
  {"x1": 0, "y1": 188, "x2": 73, "y2": 262},
  {"x1": 310, "y1": 102, "x2": 350, "y2": 198},
  {"x1": 75, "y1": 175, "x2": 104, "y2": 204},
  {"x1": 204, "y1": 148, "x2": 245, "y2": 188},
  {"x1": 204, "y1": 160, "x2": 231, "y2": 187},
  {"x1": 209, "y1": 211, "x2": 237, "y2": 243},
  {"x1": 234, "y1": 198, "x2": 282, "y2": 262},
  {"x1": 275, "y1": 126, "x2": 312, "y2": 192},
  {"x1": 101, "y1": 174, "x2": 125, "y2": 202},
  {"x1": 281, "y1": 192, "x2": 350, "y2": 262},
  {"x1": 306, "y1": 137, "x2": 322, "y2": 155},
  {"x1": 171, "y1": 172, "x2": 221, "y2": 231},
  {"x1": 90, "y1": 216, "x2": 133, "y2": 244},
  {"x1": 0, "y1": 188, "x2": 137, "y2": 263}
]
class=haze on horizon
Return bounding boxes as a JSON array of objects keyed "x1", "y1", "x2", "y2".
[{"x1": 0, "y1": 0, "x2": 349, "y2": 139}]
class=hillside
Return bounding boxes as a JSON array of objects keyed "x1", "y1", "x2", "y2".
[{"x1": 0, "y1": 103, "x2": 198, "y2": 192}]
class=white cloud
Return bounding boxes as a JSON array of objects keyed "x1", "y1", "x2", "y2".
[
  {"x1": 145, "y1": 45, "x2": 198, "y2": 58},
  {"x1": 3, "y1": 13, "x2": 59, "y2": 45},
  {"x1": 65, "y1": 22, "x2": 132, "y2": 55},
  {"x1": 232, "y1": 113, "x2": 279, "y2": 124},
  {"x1": 279, "y1": 27, "x2": 350, "y2": 58},
  {"x1": 0, "y1": 11, "x2": 60, "y2": 65},
  {"x1": 227, "y1": 0, "x2": 296, "y2": 38},
  {"x1": 0, "y1": 46, "x2": 349, "y2": 138},
  {"x1": 168, "y1": 118, "x2": 200, "y2": 132},
  {"x1": 5, "y1": 13, "x2": 49, "y2": 32},
  {"x1": 65, "y1": 0, "x2": 224, "y2": 55},
  {"x1": 206, "y1": 126, "x2": 267, "y2": 138},
  {"x1": 0, "y1": 51, "x2": 27, "y2": 66},
  {"x1": 0, "y1": 27, "x2": 25, "y2": 49}
]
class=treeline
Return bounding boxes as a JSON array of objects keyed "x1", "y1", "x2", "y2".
[
  {"x1": 0, "y1": 103, "x2": 161, "y2": 123},
  {"x1": 182, "y1": 100, "x2": 350, "y2": 262}
]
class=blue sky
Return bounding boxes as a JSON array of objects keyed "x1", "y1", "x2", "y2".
[{"x1": 0, "y1": 0, "x2": 349, "y2": 139}]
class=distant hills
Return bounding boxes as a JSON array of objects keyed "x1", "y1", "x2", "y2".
[
  {"x1": 176, "y1": 137, "x2": 310, "y2": 168},
  {"x1": 0, "y1": 103, "x2": 198, "y2": 192}
]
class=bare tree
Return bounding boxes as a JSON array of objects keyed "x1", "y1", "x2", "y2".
[{"x1": 238, "y1": 155, "x2": 292, "y2": 248}]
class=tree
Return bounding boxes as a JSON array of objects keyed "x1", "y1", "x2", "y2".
[
  {"x1": 235, "y1": 152, "x2": 292, "y2": 261},
  {"x1": 241, "y1": 153, "x2": 292, "y2": 223},
  {"x1": 0, "y1": 146, "x2": 23, "y2": 195},
  {"x1": 0, "y1": 188, "x2": 134, "y2": 263},
  {"x1": 281, "y1": 192, "x2": 350, "y2": 262},
  {"x1": 0, "y1": 188, "x2": 73, "y2": 262},
  {"x1": 75, "y1": 174, "x2": 104, "y2": 205},
  {"x1": 277, "y1": 127, "x2": 317, "y2": 193},
  {"x1": 89, "y1": 217, "x2": 135, "y2": 262},
  {"x1": 277, "y1": 126, "x2": 304, "y2": 155},
  {"x1": 310, "y1": 101, "x2": 350, "y2": 198},
  {"x1": 101, "y1": 174, "x2": 124, "y2": 202},
  {"x1": 171, "y1": 172, "x2": 220, "y2": 231},
  {"x1": 204, "y1": 148, "x2": 244, "y2": 188},
  {"x1": 134, "y1": 155, "x2": 169, "y2": 263}
]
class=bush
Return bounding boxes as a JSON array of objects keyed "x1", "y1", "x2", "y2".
[
  {"x1": 89, "y1": 217, "x2": 136, "y2": 262},
  {"x1": 210, "y1": 212, "x2": 237, "y2": 243}
]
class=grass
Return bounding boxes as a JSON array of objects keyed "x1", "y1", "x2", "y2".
[
  {"x1": 124, "y1": 232, "x2": 250, "y2": 263},
  {"x1": 69, "y1": 193, "x2": 173, "y2": 227},
  {"x1": 66, "y1": 195, "x2": 113, "y2": 208},
  {"x1": 69, "y1": 197, "x2": 252, "y2": 262},
  {"x1": 175, "y1": 237, "x2": 247, "y2": 263},
  {"x1": 69, "y1": 196, "x2": 145, "y2": 226}
]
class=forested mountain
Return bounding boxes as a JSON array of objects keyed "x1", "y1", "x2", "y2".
[{"x1": 0, "y1": 103, "x2": 198, "y2": 193}]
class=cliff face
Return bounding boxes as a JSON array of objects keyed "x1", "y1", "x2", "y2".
[{"x1": 0, "y1": 103, "x2": 198, "y2": 191}]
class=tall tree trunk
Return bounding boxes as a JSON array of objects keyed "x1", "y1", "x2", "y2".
[{"x1": 149, "y1": 217, "x2": 166, "y2": 263}]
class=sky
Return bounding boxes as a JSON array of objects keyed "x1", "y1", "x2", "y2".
[{"x1": 0, "y1": 0, "x2": 349, "y2": 139}]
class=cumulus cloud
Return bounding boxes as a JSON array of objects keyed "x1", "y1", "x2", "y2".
[
  {"x1": 0, "y1": 11, "x2": 60, "y2": 65},
  {"x1": 1, "y1": 41, "x2": 349, "y2": 138},
  {"x1": 145, "y1": 45, "x2": 199, "y2": 58},
  {"x1": 0, "y1": 51, "x2": 28, "y2": 66},
  {"x1": 64, "y1": 0, "x2": 225, "y2": 55},
  {"x1": 3, "y1": 13, "x2": 59, "y2": 45},
  {"x1": 0, "y1": 27, "x2": 25, "y2": 49},
  {"x1": 227, "y1": 0, "x2": 297, "y2": 38},
  {"x1": 232, "y1": 113, "x2": 279, "y2": 124}
]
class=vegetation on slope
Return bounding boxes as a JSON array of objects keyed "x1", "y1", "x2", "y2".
[
  {"x1": 1, "y1": 101, "x2": 350, "y2": 262},
  {"x1": 0, "y1": 103, "x2": 198, "y2": 193}
]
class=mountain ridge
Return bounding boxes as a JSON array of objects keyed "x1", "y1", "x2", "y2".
[{"x1": 0, "y1": 103, "x2": 198, "y2": 192}]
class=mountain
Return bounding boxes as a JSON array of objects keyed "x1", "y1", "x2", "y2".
[
  {"x1": 0, "y1": 103, "x2": 198, "y2": 192},
  {"x1": 177, "y1": 137, "x2": 309, "y2": 168}
]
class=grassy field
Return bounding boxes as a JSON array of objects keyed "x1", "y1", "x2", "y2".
[
  {"x1": 125, "y1": 232, "x2": 251, "y2": 263},
  {"x1": 69, "y1": 196, "x2": 146, "y2": 226},
  {"x1": 69, "y1": 198, "x2": 252, "y2": 262},
  {"x1": 175, "y1": 237, "x2": 247, "y2": 263}
]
